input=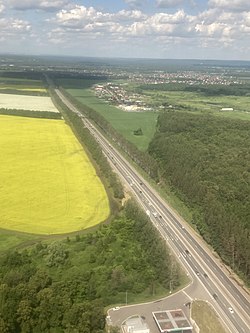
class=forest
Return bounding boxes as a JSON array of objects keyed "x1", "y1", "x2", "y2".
[
  {"x1": 148, "y1": 111, "x2": 250, "y2": 283},
  {"x1": 0, "y1": 201, "x2": 181, "y2": 333}
]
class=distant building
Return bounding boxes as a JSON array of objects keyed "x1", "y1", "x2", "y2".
[
  {"x1": 220, "y1": 108, "x2": 234, "y2": 111},
  {"x1": 152, "y1": 309, "x2": 192, "y2": 333},
  {"x1": 122, "y1": 315, "x2": 150, "y2": 333}
]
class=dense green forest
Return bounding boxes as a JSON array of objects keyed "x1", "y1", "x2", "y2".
[
  {"x1": 148, "y1": 111, "x2": 250, "y2": 282},
  {"x1": 0, "y1": 201, "x2": 181, "y2": 333}
]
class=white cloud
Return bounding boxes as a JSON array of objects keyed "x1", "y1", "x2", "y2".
[
  {"x1": 117, "y1": 10, "x2": 147, "y2": 21},
  {"x1": 151, "y1": 10, "x2": 188, "y2": 24},
  {"x1": 54, "y1": 5, "x2": 147, "y2": 29},
  {"x1": 51, "y1": 4, "x2": 250, "y2": 46},
  {"x1": 1, "y1": 1, "x2": 247, "y2": 59},
  {"x1": 7, "y1": 0, "x2": 70, "y2": 11},
  {"x1": 56, "y1": 6, "x2": 97, "y2": 25},
  {"x1": 0, "y1": 18, "x2": 31, "y2": 35},
  {"x1": 0, "y1": 2, "x2": 4, "y2": 13},
  {"x1": 208, "y1": 0, "x2": 250, "y2": 11}
]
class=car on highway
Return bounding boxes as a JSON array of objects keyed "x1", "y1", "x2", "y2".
[
  {"x1": 112, "y1": 307, "x2": 120, "y2": 311},
  {"x1": 213, "y1": 293, "x2": 218, "y2": 300}
]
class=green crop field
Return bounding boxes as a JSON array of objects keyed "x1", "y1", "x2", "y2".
[
  {"x1": 68, "y1": 87, "x2": 158, "y2": 151},
  {"x1": 0, "y1": 115, "x2": 109, "y2": 235},
  {"x1": 58, "y1": 79, "x2": 158, "y2": 151},
  {"x1": 0, "y1": 76, "x2": 47, "y2": 95}
]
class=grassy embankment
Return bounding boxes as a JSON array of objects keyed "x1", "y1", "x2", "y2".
[
  {"x1": 0, "y1": 115, "x2": 109, "y2": 236},
  {"x1": 192, "y1": 301, "x2": 228, "y2": 333}
]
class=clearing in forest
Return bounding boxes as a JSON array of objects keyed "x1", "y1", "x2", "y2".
[{"x1": 0, "y1": 115, "x2": 109, "y2": 234}]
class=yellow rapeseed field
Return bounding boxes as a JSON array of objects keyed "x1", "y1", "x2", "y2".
[{"x1": 0, "y1": 115, "x2": 110, "y2": 234}]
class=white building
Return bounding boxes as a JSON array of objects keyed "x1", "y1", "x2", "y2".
[
  {"x1": 220, "y1": 108, "x2": 234, "y2": 111},
  {"x1": 122, "y1": 315, "x2": 150, "y2": 333}
]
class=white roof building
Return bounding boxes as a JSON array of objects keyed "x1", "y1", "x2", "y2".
[{"x1": 220, "y1": 108, "x2": 234, "y2": 111}]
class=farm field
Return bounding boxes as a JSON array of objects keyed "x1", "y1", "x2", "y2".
[
  {"x1": 0, "y1": 86, "x2": 46, "y2": 92},
  {"x1": 0, "y1": 115, "x2": 109, "y2": 234},
  {"x1": 0, "y1": 76, "x2": 47, "y2": 93},
  {"x1": 63, "y1": 86, "x2": 158, "y2": 151},
  {"x1": 144, "y1": 90, "x2": 250, "y2": 121},
  {"x1": 0, "y1": 93, "x2": 59, "y2": 112}
]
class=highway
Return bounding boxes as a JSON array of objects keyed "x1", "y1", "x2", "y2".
[{"x1": 54, "y1": 87, "x2": 250, "y2": 333}]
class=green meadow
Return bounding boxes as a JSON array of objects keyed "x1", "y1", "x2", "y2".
[
  {"x1": 58, "y1": 78, "x2": 159, "y2": 151},
  {"x1": 0, "y1": 115, "x2": 109, "y2": 235},
  {"x1": 144, "y1": 89, "x2": 250, "y2": 121}
]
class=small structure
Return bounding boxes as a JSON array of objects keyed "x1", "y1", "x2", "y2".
[
  {"x1": 220, "y1": 108, "x2": 233, "y2": 111},
  {"x1": 122, "y1": 315, "x2": 150, "y2": 333},
  {"x1": 152, "y1": 309, "x2": 192, "y2": 333}
]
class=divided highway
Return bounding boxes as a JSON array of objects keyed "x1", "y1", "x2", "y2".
[{"x1": 54, "y1": 87, "x2": 250, "y2": 333}]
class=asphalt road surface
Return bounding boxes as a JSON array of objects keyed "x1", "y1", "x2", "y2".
[{"x1": 53, "y1": 87, "x2": 250, "y2": 333}]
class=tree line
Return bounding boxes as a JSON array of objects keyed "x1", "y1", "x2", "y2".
[
  {"x1": 148, "y1": 111, "x2": 250, "y2": 283},
  {"x1": 0, "y1": 108, "x2": 62, "y2": 120}
]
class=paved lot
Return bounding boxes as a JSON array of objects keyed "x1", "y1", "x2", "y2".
[{"x1": 108, "y1": 290, "x2": 193, "y2": 333}]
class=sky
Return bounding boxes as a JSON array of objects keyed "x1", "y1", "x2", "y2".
[{"x1": 1, "y1": 0, "x2": 250, "y2": 60}]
